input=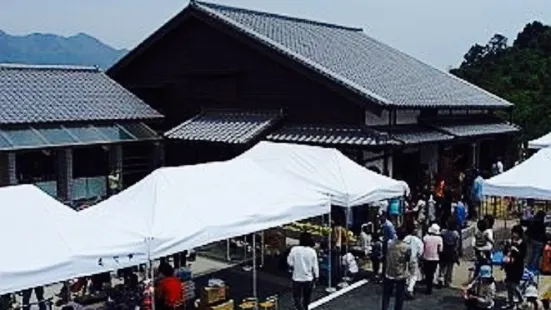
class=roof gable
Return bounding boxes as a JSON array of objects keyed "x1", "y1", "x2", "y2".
[
  {"x1": 111, "y1": 1, "x2": 513, "y2": 109},
  {"x1": 0, "y1": 64, "x2": 163, "y2": 124}
]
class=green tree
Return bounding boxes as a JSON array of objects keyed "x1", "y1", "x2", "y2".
[{"x1": 450, "y1": 22, "x2": 551, "y2": 141}]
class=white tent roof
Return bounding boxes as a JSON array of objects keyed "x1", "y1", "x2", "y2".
[
  {"x1": 0, "y1": 185, "x2": 148, "y2": 295},
  {"x1": 528, "y1": 132, "x2": 551, "y2": 150},
  {"x1": 483, "y1": 147, "x2": 551, "y2": 200},
  {"x1": 236, "y1": 142, "x2": 409, "y2": 207},
  {"x1": 82, "y1": 159, "x2": 330, "y2": 259}
]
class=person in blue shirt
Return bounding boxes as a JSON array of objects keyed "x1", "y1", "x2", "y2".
[
  {"x1": 471, "y1": 171, "x2": 484, "y2": 219},
  {"x1": 379, "y1": 213, "x2": 397, "y2": 277},
  {"x1": 455, "y1": 197, "x2": 467, "y2": 257},
  {"x1": 455, "y1": 198, "x2": 467, "y2": 229}
]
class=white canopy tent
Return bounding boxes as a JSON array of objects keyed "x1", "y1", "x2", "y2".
[
  {"x1": 483, "y1": 147, "x2": 551, "y2": 200},
  {"x1": 81, "y1": 159, "x2": 331, "y2": 260},
  {"x1": 0, "y1": 185, "x2": 148, "y2": 295},
  {"x1": 236, "y1": 141, "x2": 409, "y2": 207},
  {"x1": 528, "y1": 132, "x2": 551, "y2": 150}
]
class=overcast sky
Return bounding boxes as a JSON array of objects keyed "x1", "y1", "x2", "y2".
[{"x1": 1, "y1": 0, "x2": 550, "y2": 69}]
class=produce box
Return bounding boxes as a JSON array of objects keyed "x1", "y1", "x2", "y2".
[
  {"x1": 209, "y1": 299, "x2": 234, "y2": 310},
  {"x1": 284, "y1": 222, "x2": 357, "y2": 243},
  {"x1": 201, "y1": 285, "x2": 229, "y2": 306}
]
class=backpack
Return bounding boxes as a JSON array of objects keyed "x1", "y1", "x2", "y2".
[{"x1": 442, "y1": 230, "x2": 458, "y2": 258}]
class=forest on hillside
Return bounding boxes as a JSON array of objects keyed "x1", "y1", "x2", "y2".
[{"x1": 450, "y1": 21, "x2": 551, "y2": 142}]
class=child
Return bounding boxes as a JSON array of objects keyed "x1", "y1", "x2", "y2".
[
  {"x1": 473, "y1": 219, "x2": 493, "y2": 267},
  {"x1": 341, "y1": 247, "x2": 359, "y2": 284},
  {"x1": 519, "y1": 286, "x2": 544, "y2": 310},
  {"x1": 464, "y1": 265, "x2": 496, "y2": 309},
  {"x1": 370, "y1": 232, "x2": 383, "y2": 281}
]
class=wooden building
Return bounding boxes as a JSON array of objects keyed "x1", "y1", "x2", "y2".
[
  {"x1": 108, "y1": 1, "x2": 518, "y2": 186},
  {"x1": 0, "y1": 64, "x2": 163, "y2": 204}
]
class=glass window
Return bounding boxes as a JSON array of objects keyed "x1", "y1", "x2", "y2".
[
  {"x1": 0, "y1": 131, "x2": 13, "y2": 149},
  {"x1": 95, "y1": 124, "x2": 134, "y2": 141},
  {"x1": 3, "y1": 128, "x2": 47, "y2": 148},
  {"x1": 64, "y1": 125, "x2": 106, "y2": 143},
  {"x1": 35, "y1": 125, "x2": 79, "y2": 145},
  {"x1": 120, "y1": 123, "x2": 159, "y2": 140}
]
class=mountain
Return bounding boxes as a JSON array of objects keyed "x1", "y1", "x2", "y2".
[{"x1": 0, "y1": 30, "x2": 128, "y2": 69}]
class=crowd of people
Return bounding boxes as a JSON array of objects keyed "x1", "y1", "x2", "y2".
[{"x1": 285, "y1": 160, "x2": 551, "y2": 310}]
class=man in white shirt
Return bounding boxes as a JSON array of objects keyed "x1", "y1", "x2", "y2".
[
  {"x1": 403, "y1": 226, "x2": 424, "y2": 299},
  {"x1": 287, "y1": 233, "x2": 319, "y2": 310}
]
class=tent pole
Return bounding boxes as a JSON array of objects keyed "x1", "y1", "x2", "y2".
[
  {"x1": 252, "y1": 233, "x2": 258, "y2": 307},
  {"x1": 343, "y1": 207, "x2": 351, "y2": 285},
  {"x1": 150, "y1": 259, "x2": 156, "y2": 310},
  {"x1": 326, "y1": 210, "x2": 336, "y2": 293},
  {"x1": 226, "y1": 239, "x2": 231, "y2": 262},
  {"x1": 261, "y1": 231, "x2": 265, "y2": 268},
  {"x1": 244, "y1": 236, "x2": 247, "y2": 262}
]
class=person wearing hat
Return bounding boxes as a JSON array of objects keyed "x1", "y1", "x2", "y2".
[
  {"x1": 519, "y1": 286, "x2": 544, "y2": 310},
  {"x1": 422, "y1": 223, "x2": 443, "y2": 295},
  {"x1": 464, "y1": 265, "x2": 496, "y2": 309}
]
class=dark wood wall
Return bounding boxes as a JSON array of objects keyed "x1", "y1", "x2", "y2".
[{"x1": 111, "y1": 16, "x2": 368, "y2": 131}]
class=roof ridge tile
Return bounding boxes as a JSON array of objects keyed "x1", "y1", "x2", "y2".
[
  {"x1": 194, "y1": 1, "x2": 363, "y2": 32},
  {"x1": 0, "y1": 63, "x2": 99, "y2": 72}
]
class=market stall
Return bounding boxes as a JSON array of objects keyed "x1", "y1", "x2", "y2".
[
  {"x1": 81, "y1": 158, "x2": 331, "y2": 306},
  {"x1": 0, "y1": 184, "x2": 148, "y2": 295},
  {"x1": 483, "y1": 147, "x2": 551, "y2": 200},
  {"x1": 481, "y1": 148, "x2": 551, "y2": 293},
  {"x1": 235, "y1": 141, "x2": 410, "y2": 290},
  {"x1": 82, "y1": 158, "x2": 330, "y2": 260}
]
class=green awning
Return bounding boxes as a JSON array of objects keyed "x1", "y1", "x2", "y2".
[{"x1": 0, "y1": 122, "x2": 159, "y2": 151}]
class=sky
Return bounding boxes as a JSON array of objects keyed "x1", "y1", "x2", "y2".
[{"x1": 1, "y1": 0, "x2": 550, "y2": 69}]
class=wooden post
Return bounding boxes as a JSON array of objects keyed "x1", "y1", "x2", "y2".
[
  {"x1": 151, "y1": 142, "x2": 165, "y2": 169},
  {"x1": 0, "y1": 152, "x2": 17, "y2": 186},
  {"x1": 56, "y1": 149, "x2": 73, "y2": 203}
]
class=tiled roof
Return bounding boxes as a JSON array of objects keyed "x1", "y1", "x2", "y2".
[
  {"x1": 433, "y1": 122, "x2": 520, "y2": 137},
  {"x1": 188, "y1": 2, "x2": 513, "y2": 109},
  {"x1": 165, "y1": 110, "x2": 281, "y2": 144},
  {"x1": 266, "y1": 124, "x2": 396, "y2": 146},
  {"x1": 382, "y1": 125, "x2": 454, "y2": 145},
  {"x1": 0, "y1": 64, "x2": 163, "y2": 124}
]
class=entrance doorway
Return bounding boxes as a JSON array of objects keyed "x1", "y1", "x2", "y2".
[{"x1": 393, "y1": 148, "x2": 421, "y2": 187}]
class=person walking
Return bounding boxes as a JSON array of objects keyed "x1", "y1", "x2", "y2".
[
  {"x1": 22, "y1": 286, "x2": 47, "y2": 310},
  {"x1": 423, "y1": 224, "x2": 443, "y2": 294},
  {"x1": 404, "y1": 224, "x2": 424, "y2": 299},
  {"x1": 527, "y1": 210, "x2": 546, "y2": 271},
  {"x1": 382, "y1": 227, "x2": 411, "y2": 310},
  {"x1": 371, "y1": 232, "x2": 383, "y2": 282},
  {"x1": 287, "y1": 232, "x2": 319, "y2": 310},
  {"x1": 380, "y1": 214, "x2": 397, "y2": 277},
  {"x1": 455, "y1": 197, "x2": 467, "y2": 256},
  {"x1": 502, "y1": 226, "x2": 527, "y2": 309},
  {"x1": 471, "y1": 170, "x2": 484, "y2": 220},
  {"x1": 439, "y1": 220, "x2": 460, "y2": 288}
]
